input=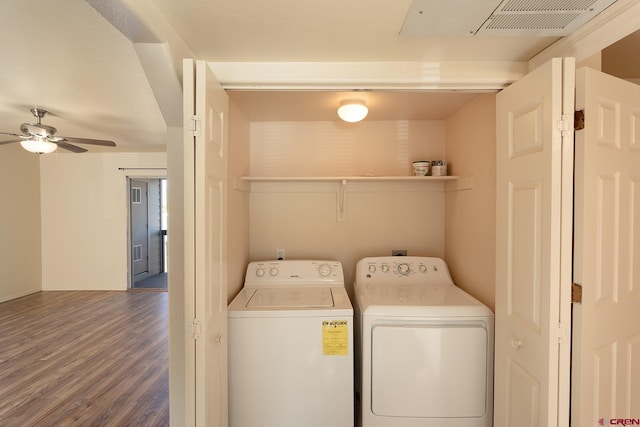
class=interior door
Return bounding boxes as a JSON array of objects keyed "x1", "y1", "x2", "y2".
[
  {"x1": 495, "y1": 57, "x2": 574, "y2": 427},
  {"x1": 131, "y1": 179, "x2": 149, "y2": 280},
  {"x1": 183, "y1": 59, "x2": 229, "y2": 426},
  {"x1": 572, "y1": 67, "x2": 640, "y2": 425}
]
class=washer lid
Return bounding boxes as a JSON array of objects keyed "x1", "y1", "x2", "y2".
[
  {"x1": 247, "y1": 287, "x2": 334, "y2": 308},
  {"x1": 228, "y1": 286, "x2": 353, "y2": 318}
]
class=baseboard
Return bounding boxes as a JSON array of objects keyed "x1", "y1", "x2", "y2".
[{"x1": 0, "y1": 288, "x2": 41, "y2": 304}]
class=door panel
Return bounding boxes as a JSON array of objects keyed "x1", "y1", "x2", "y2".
[
  {"x1": 509, "y1": 180, "x2": 542, "y2": 331},
  {"x1": 194, "y1": 59, "x2": 229, "y2": 427},
  {"x1": 131, "y1": 179, "x2": 149, "y2": 278},
  {"x1": 506, "y1": 360, "x2": 539, "y2": 427},
  {"x1": 573, "y1": 67, "x2": 640, "y2": 425},
  {"x1": 182, "y1": 59, "x2": 229, "y2": 427},
  {"x1": 182, "y1": 59, "x2": 197, "y2": 426},
  {"x1": 495, "y1": 57, "x2": 574, "y2": 427}
]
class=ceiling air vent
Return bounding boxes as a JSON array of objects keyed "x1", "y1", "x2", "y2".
[
  {"x1": 476, "y1": 0, "x2": 618, "y2": 36},
  {"x1": 400, "y1": 0, "x2": 618, "y2": 37}
]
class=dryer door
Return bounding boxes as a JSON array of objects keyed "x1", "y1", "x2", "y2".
[{"x1": 371, "y1": 322, "x2": 488, "y2": 418}]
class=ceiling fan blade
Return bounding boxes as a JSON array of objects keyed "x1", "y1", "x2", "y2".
[
  {"x1": 58, "y1": 136, "x2": 116, "y2": 147},
  {"x1": 55, "y1": 140, "x2": 88, "y2": 153},
  {"x1": 0, "y1": 131, "x2": 24, "y2": 138},
  {"x1": 0, "y1": 139, "x2": 22, "y2": 145}
]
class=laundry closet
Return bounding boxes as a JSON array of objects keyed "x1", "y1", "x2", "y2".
[
  {"x1": 175, "y1": 24, "x2": 640, "y2": 424},
  {"x1": 224, "y1": 91, "x2": 497, "y2": 309}
]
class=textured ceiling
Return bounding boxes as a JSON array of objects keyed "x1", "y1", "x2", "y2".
[
  {"x1": 0, "y1": 0, "x2": 168, "y2": 150},
  {"x1": 149, "y1": 0, "x2": 558, "y2": 62},
  {"x1": 227, "y1": 91, "x2": 484, "y2": 122},
  {"x1": 0, "y1": 0, "x2": 635, "y2": 151}
]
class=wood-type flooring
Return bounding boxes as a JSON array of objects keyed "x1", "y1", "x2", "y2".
[{"x1": 0, "y1": 291, "x2": 169, "y2": 426}]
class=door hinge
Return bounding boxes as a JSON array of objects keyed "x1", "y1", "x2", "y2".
[
  {"x1": 191, "y1": 318, "x2": 201, "y2": 340},
  {"x1": 574, "y1": 110, "x2": 585, "y2": 131},
  {"x1": 557, "y1": 323, "x2": 570, "y2": 344},
  {"x1": 189, "y1": 115, "x2": 201, "y2": 137},
  {"x1": 556, "y1": 114, "x2": 573, "y2": 137},
  {"x1": 572, "y1": 282, "x2": 583, "y2": 304}
]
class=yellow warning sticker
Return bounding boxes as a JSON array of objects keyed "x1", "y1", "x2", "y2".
[{"x1": 322, "y1": 320, "x2": 348, "y2": 356}]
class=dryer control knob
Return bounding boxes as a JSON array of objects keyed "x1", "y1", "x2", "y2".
[
  {"x1": 318, "y1": 263, "x2": 332, "y2": 277},
  {"x1": 419, "y1": 264, "x2": 427, "y2": 273},
  {"x1": 381, "y1": 264, "x2": 390, "y2": 273},
  {"x1": 255, "y1": 268, "x2": 265, "y2": 277},
  {"x1": 368, "y1": 264, "x2": 377, "y2": 273},
  {"x1": 397, "y1": 263, "x2": 410, "y2": 275},
  {"x1": 269, "y1": 267, "x2": 279, "y2": 277}
]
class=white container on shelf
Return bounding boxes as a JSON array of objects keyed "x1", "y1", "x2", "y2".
[
  {"x1": 431, "y1": 160, "x2": 447, "y2": 176},
  {"x1": 412, "y1": 161, "x2": 430, "y2": 176}
]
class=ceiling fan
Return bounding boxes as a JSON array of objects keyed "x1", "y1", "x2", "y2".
[{"x1": 0, "y1": 108, "x2": 116, "y2": 154}]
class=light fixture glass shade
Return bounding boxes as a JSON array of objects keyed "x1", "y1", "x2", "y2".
[
  {"x1": 20, "y1": 138, "x2": 58, "y2": 154},
  {"x1": 337, "y1": 100, "x2": 368, "y2": 122}
]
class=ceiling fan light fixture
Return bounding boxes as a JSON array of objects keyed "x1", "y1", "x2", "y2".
[
  {"x1": 20, "y1": 138, "x2": 57, "y2": 154},
  {"x1": 337, "y1": 99, "x2": 368, "y2": 123}
]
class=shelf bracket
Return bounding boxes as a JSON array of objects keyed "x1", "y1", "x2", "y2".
[{"x1": 337, "y1": 179, "x2": 348, "y2": 222}]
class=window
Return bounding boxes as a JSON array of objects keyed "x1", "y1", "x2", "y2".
[{"x1": 132, "y1": 187, "x2": 142, "y2": 204}]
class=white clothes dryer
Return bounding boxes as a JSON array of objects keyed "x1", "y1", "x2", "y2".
[
  {"x1": 354, "y1": 256, "x2": 494, "y2": 427},
  {"x1": 228, "y1": 260, "x2": 354, "y2": 427}
]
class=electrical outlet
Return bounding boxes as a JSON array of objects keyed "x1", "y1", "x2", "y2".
[
  {"x1": 81, "y1": 268, "x2": 88, "y2": 277},
  {"x1": 276, "y1": 249, "x2": 285, "y2": 260},
  {"x1": 392, "y1": 249, "x2": 407, "y2": 256}
]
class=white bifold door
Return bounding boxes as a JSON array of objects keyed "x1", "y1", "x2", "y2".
[
  {"x1": 183, "y1": 59, "x2": 229, "y2": 427},
  {"x1": 572, "y1": 67, "x2": 640, "y2": 425},
  {"x1": 496, "y1": 59, "x2": 640, "y2": 426},
  {"x1": 495, "y1": 57, "x2": 574, "y2": 427}
]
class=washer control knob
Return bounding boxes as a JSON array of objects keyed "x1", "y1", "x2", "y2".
[
  {"x1": 368, "y1": 264, "x2": 377, "y2": 273},
  {"x1": 318, "y1": 263, "x2": 332, "y2": 277},
  {"x1": 397, "y1": 263, "x2": 410, "y2": 275},
  {"x1": 269, "y1": 267, "x2": 279, "y2": 277},
  {"x1": 419, "y1": 264, "x2": 427, "y2": 273},
  {"x1": 381, "y1": 264, "x2": 390, "y2": 273},
  {"x1": 255, "y1": 268, "x2": 265, "y2": 277}
]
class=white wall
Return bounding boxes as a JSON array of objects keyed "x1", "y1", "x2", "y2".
[
  {"x1": 166, "y1": 125, "x2": 186, "y2": 425},
  {"x1": 250, "y1": 120, "x2": 445, "y2": 177},
  {"x1": 0, "y1": 144, "x2": 42, "y2": 302},
  {"x1": 227, "y1": 100, "x2": 251, "y2": 300},
  {"x1": 247, "y1": 120, "x2": 446, "y2": 290},
  {"x1": 250, "y1": 180, "x2": 446, "y2": 293},
  {"x1": 39, "y1": 151, "x2": 167, "y2": 290},
  {"x1": 444, "y1": 93, "x2": 497, "y2": 309}
]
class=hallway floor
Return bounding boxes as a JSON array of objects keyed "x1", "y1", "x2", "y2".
[
  {"x1": 0, "y1": 291, "x2": 169, "y2": 426},
  {"x1": 133, "y1": 272, "x2": 168, "y2": 290}
]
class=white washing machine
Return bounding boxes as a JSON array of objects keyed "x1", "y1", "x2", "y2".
[
  {"x1": 354, "y1": 256, "x2": 494, "y2": 427},
  {"x1": 228, "y1": 260, "x2": 354, "y2": 427}
]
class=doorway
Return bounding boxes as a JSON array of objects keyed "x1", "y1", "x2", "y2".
[{"x1": 129, "y1": 177, "x2": 168, "y2": 290}]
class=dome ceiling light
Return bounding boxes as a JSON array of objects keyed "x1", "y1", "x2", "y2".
[
  {"x1": 337, "y1": 99, "x2": 368, "y2": 123},
  {"x1": 20, "y1": 137, "x2": 58, "y2": 154}
]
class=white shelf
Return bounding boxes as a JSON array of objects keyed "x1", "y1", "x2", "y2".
[
  {"x1": 233, "y1": 175, "x2": 474, "y2": 222},
  {"x1": 238, "y1": 175, "x2": 459, "y2": 182},
  {"x1": 233, "y1": 175, "x2": 473, "y2": 192}
]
